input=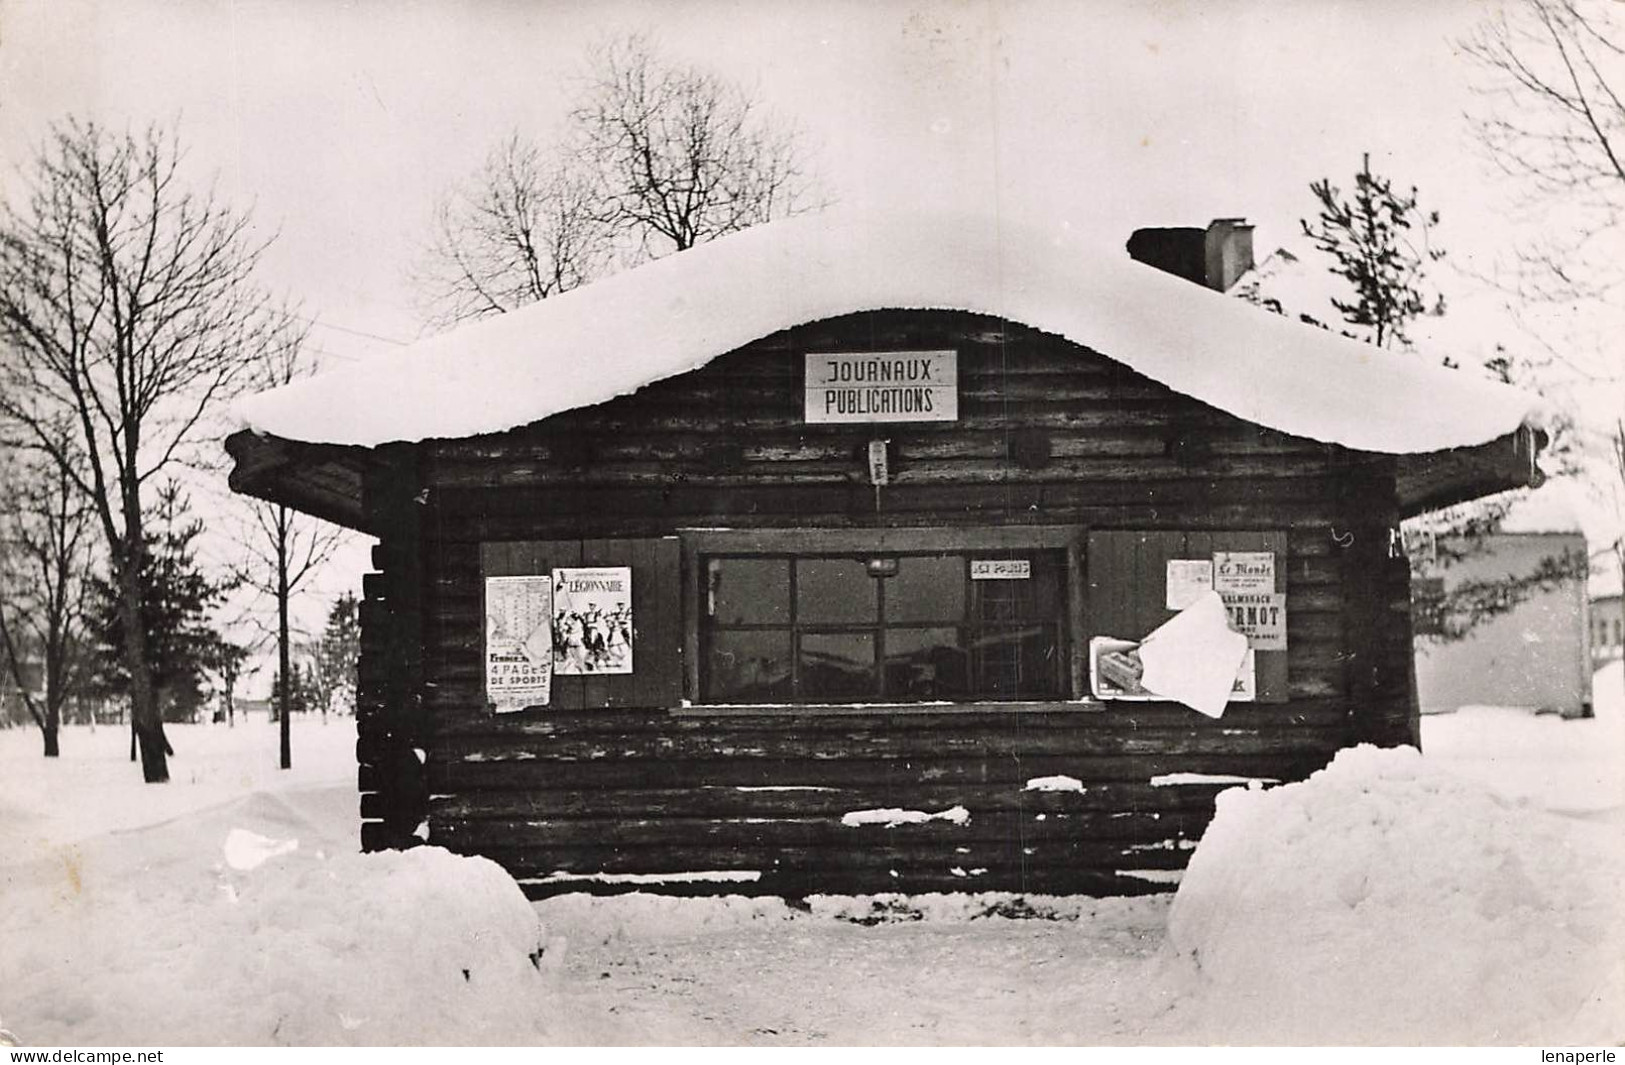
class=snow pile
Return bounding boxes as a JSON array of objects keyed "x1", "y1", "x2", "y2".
[
  {"x1": 1166, "y1": 744, "x2": 1625, "y2": 1044},
  {"x1": 535, "y1": 892, "x2": 800, "y2": 942},
  {"x1": 840, "y1": 804, "x2": 970, "y2": 828},
  {"x1": 1024, "y1": 775, "x2": 1086, "y2": 793},
  {"x1": 1, "y1": 841, "x2": 557, "y2": 1046},
  {"x1": 803, "y1": 893, "x2": 1162, "y2": 925}
]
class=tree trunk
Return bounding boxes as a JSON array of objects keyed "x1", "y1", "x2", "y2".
[
  {"x1": 118, "y1": 531, "x2": 169, "y2": 783},
  {"x1": 43, "y1": 697, "x2": 60, "y2": 757},
  {"x1": 278, "y1": 528, "x2": 291, "y2": 770}
]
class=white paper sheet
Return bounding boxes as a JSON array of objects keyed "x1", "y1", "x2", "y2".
[{"x1": 1137, "y1": 590, "x2": 1251, "y2": 718}]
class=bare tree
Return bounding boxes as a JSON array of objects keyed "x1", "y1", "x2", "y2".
[
  {"x1": 0, "y1": 118, "x2": 272, "y2": 782},
  {"x1": 573, "y1": 34, "x2": 814, "y2": 258},
  {"x1": 231, "y1": 309, "x2": 347, "y2": 768},
  {"x1": 414, "y1": 134, "x2": 610, "y2": 329},
  {"x1": 0, "y1": 443, "x2": 93, "y2": 756},
  {"x1": 1461, "y1": 0, "x2": 1625, "y2": 299},
  {"x1": 417, "y1": 34, "x2": 817, "y2": 327}
]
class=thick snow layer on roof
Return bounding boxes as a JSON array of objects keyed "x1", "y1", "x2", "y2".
[{"x1": 237, "y1": 209, "x2": 1542, "y2": 454}]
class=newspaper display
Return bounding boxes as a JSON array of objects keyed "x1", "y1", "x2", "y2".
[
  {"x1": 484, "y1": 574, "x2": 553, "y2": 712},
  {"x1": 551, "y1": 566, "x2": 634, "y2": 675},
  {"x1": 1165, "y1": 558, "x2": 1215, "y2": 609}
]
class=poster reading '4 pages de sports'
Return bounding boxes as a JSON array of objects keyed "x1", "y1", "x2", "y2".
[
  {"x1": 484, "y1": 575, "x2": 553, "y2": 712},
  {"x1": 552, "y1": 567, "x2": 633, "y2": 675}
]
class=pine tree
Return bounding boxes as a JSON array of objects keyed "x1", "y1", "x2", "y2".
[
  {"x1": 89, "y1": 483, "x2": 232, "y2": 725},
  {"x1": 1250, "y1": 159, "x2": 1585, "y2": 643},
  {"x1": 317, "y1": 593, "x2": 360, "y2": 718},
  {"x1": 1300, "y1": 153, "x2": 1445, "y2": 351}
]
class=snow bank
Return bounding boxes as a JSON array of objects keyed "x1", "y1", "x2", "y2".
[
  {"x1": 1166, "y1": 744, "x2": 1625, "y2": 1044},
  {"x1": 1, "y1": 832, "x2": 559, "y2": 1045},
  {"x1": 1024, "y1": 775, "x2": 1087, "y2": 793},
  {"x1": 236, "y1": 207, "x2": 1542, "y2": 455},
  {"x1": 534, "y1": 890, "x2": 1166, "y2": 941}
]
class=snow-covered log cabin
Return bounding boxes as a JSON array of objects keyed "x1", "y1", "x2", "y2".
[{"x1": 225, "y1": 210, "x2": 1546, "y2": 897}]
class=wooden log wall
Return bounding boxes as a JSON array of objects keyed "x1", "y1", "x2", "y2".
[
  {"x1": 359, "y1": 309, "x2": 1415, "y2": 896},
  {"x1": 357, "y1": 445, "x2": 429, "y2": 851}
]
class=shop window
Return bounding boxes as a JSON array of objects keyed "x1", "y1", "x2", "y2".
[{"x1": 702, "y1": 552, "x2": 1066, "y2": 703}]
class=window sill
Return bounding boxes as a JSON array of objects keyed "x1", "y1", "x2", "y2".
[{"x1": 671, "y1": 699, "x2": 1110, "y2": 717}]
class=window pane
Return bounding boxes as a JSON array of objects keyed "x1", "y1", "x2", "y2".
[
  {"x1": 884, "y1": 627, "x2": 969, "y2": 699},
  {"x1": 797, "y1": 558, "x2": 877, "y2": 623},
  {"x1": 887, "y1": 556, "x2": 965, "y2": 622},
  {"x1": 709, "y1": 558, "x2": 789, "y2": 625},
  {"x1": 799, "y1": 632, "x2": 876, "y2": 699},
  {"x1": 973, "y1": 554, "x2": 1063, "y2": 621},
  {"x1": 705, "y1": 630, "x2": 792, "y2": 702},
  {"x1": 972, "y1": 624, "x2": 1062, "y2": 698}
]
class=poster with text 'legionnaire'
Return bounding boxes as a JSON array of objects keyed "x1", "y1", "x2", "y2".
[
  {"x1": 484, "y1": 575, "x2": 553, "y2": 712},
  {"x1": 552, "y1": 567, "x2": 634, "y2": 675}
]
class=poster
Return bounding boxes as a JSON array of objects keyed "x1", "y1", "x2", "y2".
[
  {"x1": 1213, "y1": 551, "x2": 1276, "y2": 594},
  {"x1": 1222, "y1": 592, "x2": 1288, "y2": 650},
  {"x1": 1230, "y1": 649, "x2": 1257, "y2": 702},
  {"x1": 484, "y1": 575, "x2": 553, "y2": 712},
  {"x1": 551, "y1": 567, "x2": 634, "y2": 674},
  {"x1": 1165, "y1": 559, "x2": 1214, "y2": 609}
]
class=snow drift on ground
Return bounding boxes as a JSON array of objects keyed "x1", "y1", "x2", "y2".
[
  {"x1": 2, "y1": 669, "x2": 1622, "y2": 1046},
  {"x1": 0, "y1": 724, "x2": 559, "y2": 1046},
  {"x1": 1165, "y1": 743, "x2": 1624, "y2": 1044},
  {"x1": 236, "y1": 207, "x2": 1542, "y2": 455}
]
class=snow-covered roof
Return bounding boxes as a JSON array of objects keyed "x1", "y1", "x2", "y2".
[{"x1": 236, "y1": 208, "x2": 1544, "y2": 454}]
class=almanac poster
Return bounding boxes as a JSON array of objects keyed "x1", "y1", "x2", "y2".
[
  {"x1": 484, "y1": 574, "x2": 553, "y2": 712},
  {"x1": 551, "y1": 567, "x2": 634, "y2": 675}
]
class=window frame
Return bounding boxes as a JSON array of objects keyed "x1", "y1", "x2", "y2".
[
  {"x1": 680, "y1": 526, "x2": 1088, "y2": 709},
  {"x1": 700, "y1": 549, "x2": 1069, "y2": 704}
]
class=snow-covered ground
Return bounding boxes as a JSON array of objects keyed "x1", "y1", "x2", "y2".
[{"x1": 1, "y1": 672, "x2": 1621, "y2": 1046}]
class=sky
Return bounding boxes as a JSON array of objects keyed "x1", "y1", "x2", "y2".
[
  {"x1": 2, "y1": 0, "x2": 1622, "y2": 676},
  {"x1": 0, "y1": 0, "x2": 1526, "y2": 355}
]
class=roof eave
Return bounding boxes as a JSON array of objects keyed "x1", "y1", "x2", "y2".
[
  {"x1": 1395, "y1": 424, "x2": 1546, "y2": 519},
  {"x1": 225, "y1": 429, "x2": 378, "y2": 535}
]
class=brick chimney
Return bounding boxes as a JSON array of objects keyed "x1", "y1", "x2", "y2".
[{"x1": 1126, "y1": 218, "x2": 1255, "y2": 292}]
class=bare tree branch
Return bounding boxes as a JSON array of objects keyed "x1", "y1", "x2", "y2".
[
  {"x1": 413, "y1": 33, "x2": 822, "y2": 329},
  {"x1": 0, "y1": 118, "x2": 279, "y2": 782}
]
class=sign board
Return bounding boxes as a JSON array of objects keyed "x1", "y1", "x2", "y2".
[
  {"x1": 1213, "y1": 551, "x2": 1276, "y2": 595},
  {"x1": 971, "y1": 559, "x2": 1031, "y2": 580},
  {"x1": 552, "y1": 567, "x2": 634, "y2": 675},
  {"x1": 804, "y1": 351, "x2": 958, "y2": 423},
  {"x1": 484, "y1": 575, "x2": 553, "y2": 712},
  {"x1": 867, "y1": 439, "x2": 890, "y2": 485},
  {"x1": 1165, "y1": 559, "x2": 1214, "y2": 610},
  {"x1": 1222, "y1": 592, "x2": 1288, "y2": 650}
]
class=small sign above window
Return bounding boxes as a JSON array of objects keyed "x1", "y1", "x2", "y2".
[
  {"x1": 971, "y1": 559, "x2": 1031, "y2": 580},
  {"x1": 804, "y1": 351, "x2": 958, "y2": 424}
]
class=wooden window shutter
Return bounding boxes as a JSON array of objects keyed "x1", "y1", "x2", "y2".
[
  {"x1": 1086, "y1": 530, "x2": 1289, "y2": 704},
  {"x1": 480, "y1": 537, "x2": 682, "y2": 710}
]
